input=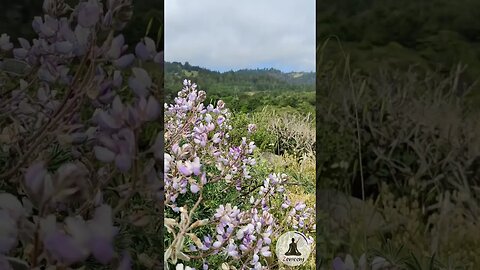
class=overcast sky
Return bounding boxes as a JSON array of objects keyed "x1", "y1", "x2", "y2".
[{"x1": 165, "y1": 0, "x2": 315, "y2": 73}]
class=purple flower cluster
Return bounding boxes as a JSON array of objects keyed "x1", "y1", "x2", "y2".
[
  {"x1": 42, "y1": 204, "x2": 118, "y2": 265},
  {"x1": 164, "y1": 81, "x2": 315, "y2": 269},
  {"x1": 286, "y1": 201, "x2": 316, "y2": 233},
  {"x1": 0, "y1": 0, "x2": 316, "y2": 268},
  {"x1": 164, "y1": 80, "x2": 259, "y2": 210},
  {"x1": 93, "y1": 92, "x2": 160, "y2": 172},
  {"x1": 0, "y1": 189, "x2": 126, "y2": 267},
  {"x1": 0, "y1": 0, "x2": 163, "y2": 269}
]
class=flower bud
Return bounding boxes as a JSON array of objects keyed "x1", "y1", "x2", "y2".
[
  {"x1": 77, "y1": 1, "x2": 101, "y2": 28},
  {"x1": 43, "y1": 0, "x2": 69, "y2": 17},
  {"x1": 0, "y1": 33, "x2": 13, "y2": 51}
]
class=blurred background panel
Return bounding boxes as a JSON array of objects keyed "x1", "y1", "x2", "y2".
[
  {"x1": 318, "y1": 0, "x2": 480, "y2": 103},
  {"x1": 317, "y1": 0, "x2": 480, "y2": 269},
  {"x1": 0, "y1": 0, "x2": 162, "y2": 45}
]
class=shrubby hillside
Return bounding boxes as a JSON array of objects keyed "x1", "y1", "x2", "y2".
[
  {"x1": 318, "y1": 0, "x2": 480, "y2": 268},
  {"x1": 165, "y1": 62, "x2": 315, "y2": 115}
]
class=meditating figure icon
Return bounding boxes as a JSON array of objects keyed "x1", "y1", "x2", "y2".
[{"x1": 284, "y1": 238, "x2": 301, "y2": 256}]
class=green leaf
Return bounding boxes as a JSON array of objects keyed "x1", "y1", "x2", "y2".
[
  {"x1": 145, "y1": 17, "x2": 154, "y2": 37},
  {"x1": 156, "y1": 22, "x2": 163, "y2": 48}
]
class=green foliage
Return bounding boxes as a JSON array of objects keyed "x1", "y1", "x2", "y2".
[
  {"x1": 229, "y1": 108, "x2": 315, "y2": 158},
  {"x1": 317, "y1": 46, "x2": 480, "y2": 267},
  {"x1": 318, "y1": 0, "x2": 480, "y2": 101},
  {"x1": 229, "y1": 111, "x2": 277, "y2": 152},
  {"x1": 164, "y1": 61, "x2": 315, "y2": 268},
  {"x1": 165, "y1": 62, "x2": 315, "y2": 115}
]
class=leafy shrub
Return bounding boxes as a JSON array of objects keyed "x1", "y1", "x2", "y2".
[
  {"x1": 230, "y1": 108, "x2": 315, "y2": 158},
  {"x1": 268, "y1": 110, "x2": 315, "y2": 157},
  {"x1": 228, "y1": 111, "x2": 277, "y2": 153}
]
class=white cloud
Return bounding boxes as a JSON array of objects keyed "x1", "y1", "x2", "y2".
[{"x1": 165, "y1": 0, "x2": 315, "y2": 72}]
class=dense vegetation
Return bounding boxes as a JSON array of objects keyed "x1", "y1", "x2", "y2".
[
  {"x1": 1, "y1": 1, "x2": 316, "y2": 268},
  {"x1": 165, "y1": 62, "x2": 316, "y2": 269},
  {"x1": 164, "y1": 81, "x2": 315, "y2": 269},
  {"x1": 318, "y1": 1, "x2": 480, "y2": 269},
  {"x1": 165, "y1": 62, "x2": 315, "y2": 115},
  {"x1": 318, "y1": 0, "x2": 480, "y2": 105},
  {"x1": 0, "y1": 1, "x2": 165, "y2": 269}
]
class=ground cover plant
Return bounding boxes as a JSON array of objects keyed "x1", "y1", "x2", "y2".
[{"x1": 0, "y1": 0, "x2": 164, "y2": 268}]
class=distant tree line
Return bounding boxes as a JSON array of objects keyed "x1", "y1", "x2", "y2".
[{"x1": 165, "y1": 62, "x2": 315, "y2": 114}]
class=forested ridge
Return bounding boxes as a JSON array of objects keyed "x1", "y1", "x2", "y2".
[{"x1": 165, "y1": 61, "x2": 315, "y2": 114}]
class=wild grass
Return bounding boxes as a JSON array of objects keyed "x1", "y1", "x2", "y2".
[
  {"x1": 231, "y1": 108, "x2": 315, "y2": 158},
  {"x1": 227, "y1": 106, "x2": 316, "y2": 268},
  {"x1": 317, "y1": 39, "x2": 480, "y2": 269}
]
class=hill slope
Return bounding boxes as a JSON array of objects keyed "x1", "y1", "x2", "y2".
[
  {"x1": 165, "y1": 62, "x2": 315, "y2": 114},
  {"x1": 165, "y1": 61, "x2": 314, "y2": 94}
]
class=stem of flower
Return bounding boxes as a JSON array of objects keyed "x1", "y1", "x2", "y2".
[
  {"x1": 31, "y1": 223, "x2": 40, "y2": 267},
  {"x1": 113, "y1": 128, "x2": 140, "y2": 215}
]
